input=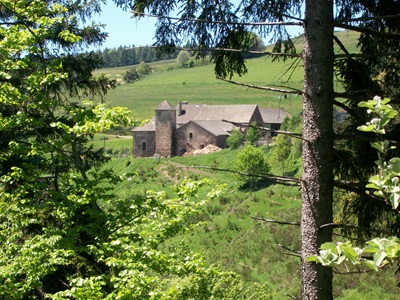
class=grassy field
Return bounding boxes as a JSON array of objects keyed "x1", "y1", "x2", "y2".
[
  {"x1": 93, "y1": 31, "x2": 359, "y2": 121},
  {"x1": 95, "y1": 57, "x2": 304, "y2": 121}
]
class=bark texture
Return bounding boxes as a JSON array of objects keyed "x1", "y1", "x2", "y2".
[{"x1": 301, "y1": 0, "x2": 334, "y2": 298}]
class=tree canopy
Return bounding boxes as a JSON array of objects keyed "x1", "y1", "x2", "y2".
[{"x1": 0, "y1": 0, "x2": 245, "y2": 298}]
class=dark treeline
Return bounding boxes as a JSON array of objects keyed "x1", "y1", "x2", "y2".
[{"x1": 95, "y1": 45, "x2": 179, "y2": 68}]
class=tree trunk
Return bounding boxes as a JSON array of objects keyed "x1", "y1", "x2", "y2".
[{"x1": 301, "y1": 0, "x2": 334, "y2": 298}]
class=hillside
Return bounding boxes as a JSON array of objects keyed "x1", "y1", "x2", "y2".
[
  {"x1": 89, "y1": 30, "x2": 400, "y2": 299},
  {"x1": 93, "y1": 30, "x2": 359, "y2": 121}
]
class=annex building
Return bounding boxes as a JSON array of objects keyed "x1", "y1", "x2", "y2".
[{"x1": 132, "y1": 100, "x2": 290, "y2": 157}]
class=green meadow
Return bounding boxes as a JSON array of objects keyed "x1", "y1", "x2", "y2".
[{"x1": 95, "y1": 56, "x2": 304, "y2": 121}]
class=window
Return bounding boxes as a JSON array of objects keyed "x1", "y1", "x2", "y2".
[
  {"x1": 189, "y1": 132, "x2": 193, "y2": 139},
  {"x1": 142, "y1": 141, "x2": 147, "y2": 151}
]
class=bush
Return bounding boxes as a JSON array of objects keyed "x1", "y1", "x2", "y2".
[
  {"x1": 176, "y1": 50, "x2": 191, "y2": 68},
  {"x1": 245, "y1": 122, "x2": 260, "y2": 146},
  {"x1": 227, "y1": 129, "x2": 243, "y2": 149},
  {"x1": 234, "y1": 145, "x2": 270, "y2": 188},
  {"x1": 123, "y1": 68, "x2": 141, "y2": 83}
]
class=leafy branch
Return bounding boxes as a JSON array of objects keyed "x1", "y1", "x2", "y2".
[{"x1": 308, "y1": 96, "x2": 400, "y2": 271}]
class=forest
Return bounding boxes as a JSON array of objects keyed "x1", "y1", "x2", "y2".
[{"x1": 94, "y1": 45, "x2": 178, "y2": 68}]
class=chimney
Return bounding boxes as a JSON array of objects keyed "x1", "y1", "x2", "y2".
[{"x1": 178, "y1": 100, "x2": 183, "y2": 116}]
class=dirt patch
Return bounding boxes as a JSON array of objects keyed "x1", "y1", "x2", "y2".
[
  {"x1": 158, "y1": 161, "x2": 215, "y2": 184},
  {"x1": 183, "y1": 144, "x2": 222, "y2": 156}
]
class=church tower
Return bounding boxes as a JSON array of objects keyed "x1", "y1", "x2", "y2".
[{"x1": 155, "y1": 100, "x2": 176, "y2": 157}]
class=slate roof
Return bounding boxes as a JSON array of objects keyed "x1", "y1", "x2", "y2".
[
  {"x1": 259, "y1": 107, "x2": 290, "y2": 123},
  {"x1": 192, "y1": 104, "x2": 258, "y2": 123},
  {"x1": 132, "y1": 103, "x2": 288, "y2": 133},
  {"x1": 131, "y1": 118, "x2": 155, "y2": 131},
  {"x1": 176, "y1": 103, "x2": 203, "y2": 125},
  {"x1": 156, "y1": 100, "x2": 176, "y2": 110},
  {"x1": 190, "y1": 120, "x2": 236, "y2": 136}
]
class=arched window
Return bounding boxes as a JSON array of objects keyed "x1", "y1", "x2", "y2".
[
  {"x1": 142, "y1": 141, "x2": 147, "y2": 151},
  {"x1": 189, "y1": 132, "x2": 193, "y2": 139}
]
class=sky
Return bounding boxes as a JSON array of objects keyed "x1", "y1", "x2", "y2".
[
  {"x1": 95, "y1": 1, "x2": 157, "y2": 49},
  {"x1": 96, "y1": 1, "x2": 304, "y2": 50}
]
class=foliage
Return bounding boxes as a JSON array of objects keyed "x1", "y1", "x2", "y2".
[
  {"x1": 308, "y1": 97, "x2": 400, "y2": 274},
  {"x1": 0, "y1": 1, "x2": 244, "y2": 298},
  {"x1": 270, "y1": 116, "x2": 302, "y2": 176},
  {"x1": 227, "y1": 129, "x2": 243, "y2": 149},
  {"x1": 307, "y1": 237, "x2": 400, "y2": 271},
  {"x1": 96, "y1": 45, "x2": 178, "y2": 68},
  {"x1": 245, "y1": 122, "x2": 261, "y2": 146},
  {"x1": 136, "y1": 61, "x2": 152, "y2": 76},
  {"x1": 234, "y1": 145, "x2": 270, "y2": 188},
  {"x1": 48, "y1": 179, "x2": 245, "y2": 299},
  {"x1": 176, "y1": 50, "x2": 191, "y2": 68},
  {"x1": 124, "y1": 68, "x2": 141, "y2": 83}
]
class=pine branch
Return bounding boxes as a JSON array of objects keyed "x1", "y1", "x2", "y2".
[
  {"x1": 252, "y1": 2, "x2": 304, "y2": 22},
  {"x1": 335, "y1": 23, "x2": 400, "y2": 40},
  {"x1": 216, "y1": 76, "x2": 303, "y2": 95},
  {"x1": 176, "y1": 165, "x2": 301, "y2": 185},
  {"x1": 277, "y1": 243, "x2": 301, "y2": 256},
  {"x1": 336, "y1": 13, "x2": 400, "y2": 24},
  {"x1": 181, "y1": 45, "x2": 302, "y2": 57},
  {"x1": 333, "y1": 268, "x2": 374, "y2": 275},
  {"x1": 334, "y1": 134, "x2": 400, "y2": 147},
  {"x1": 320, "y1": 223, "x2": 395, "y2": 235},
  {"x1": 133, "y1": 11, "x2": 303, "y2": 27},
  {"x1": 251, "y1": 217, "x2": 300, "y2": 226},
  {"x1": 221, "y1": 119, "x2": 304, "y2": 140}
]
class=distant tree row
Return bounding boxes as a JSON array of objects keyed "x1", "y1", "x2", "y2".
[{"x1": 94, "y1": 45, "x2": 179, "y2": 68}]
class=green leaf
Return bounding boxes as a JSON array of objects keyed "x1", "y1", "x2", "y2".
[
  {"x1": 389, "y1": 157, "x2": 400, "y2": 173},
  {"x1": 390, "y1": 193, "x2": 400, "y2": 209},
  {"x1": 358, "y1": 100, "x2": 376, "y2": 109},
  {"x1": 357, "y1": 124, "x2": 375, "y2": 132},
  {"x1": 373, "y1": 251, "x2": 387, "y2": 266},
  {"x1": 362, "y1": 260, "x2": 378, "y2": 271},
  {"x1": 321, "y1": 242, "x2": 339, "y2": 255}
]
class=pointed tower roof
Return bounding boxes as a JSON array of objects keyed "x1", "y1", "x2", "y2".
[{"x1": 155, "y1": 100, "x2": 176, "y2": 110}]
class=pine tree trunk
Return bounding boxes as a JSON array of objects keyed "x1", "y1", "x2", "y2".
[{"x1": 301, "y1": 0, "x2": 334, "y2": 298}]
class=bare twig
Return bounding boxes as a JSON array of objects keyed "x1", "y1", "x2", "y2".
[
  {"x1": 320, "y1": 223, "x2": 394, "y2": 235},
  {"x1": 217, "y1": 76, "x2": 303, "y2": 95},
  {"x1": 181, "y1": 165, "x2": 301, "y2": 185},
  {"x1": 277, "y1": 243, "x2": 301, "y2": 255},
  {"x1": 333, "y1": 267, "x2": 374, "y2": 275},
  {"x1": 336, "y1": 13, "x2": 400, "y2": 24},
  {"x1": 251, "y1": 216, "x2": 300, "y2": 226},
  {"x1": 335, "y1": 23, "x2": 400, "y2": 40},
  {"x1": 221, "y1": 119, "x2": 304, "y2": 140}
]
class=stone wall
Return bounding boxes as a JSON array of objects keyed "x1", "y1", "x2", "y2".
[
  {"x1": 175, "y1": 122, "x2": 227, "y2": 155},
  {"x1": 155, "y1": 109, "x2": 176, "y2": 157},
  {"x1": 132, "y1": 131, "x2": 155, "y2": 157}
]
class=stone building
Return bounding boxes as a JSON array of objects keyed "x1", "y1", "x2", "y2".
[{"x1": 132, "y1": 100, "x2": 289, "y2": 157}]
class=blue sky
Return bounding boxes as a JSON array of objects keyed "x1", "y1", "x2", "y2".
[
  {"x1": 96, "y1": 1, "x2": 303, "y2": 50},
  {"x1": 95, "y1": 1, "x2": 157, "y2": 49}
]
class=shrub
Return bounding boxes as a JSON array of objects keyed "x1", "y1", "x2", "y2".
[
  {"x1": 234, "y1": 145, "x2": 270, "y2": 188},
  {"x1": 227, "y1": 129, "x2": 243, "y2": 149},
  {"x1": 123, "y1": 68, "x2": 141, "y2": 83}
]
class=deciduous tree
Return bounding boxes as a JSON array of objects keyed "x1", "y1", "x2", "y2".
[
  {"x1": 0, "y1": 1, "x2": 244, "y2": 298},
  {"x1": 234, "y1": 145, "x2": 270, "y2": 188}
]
